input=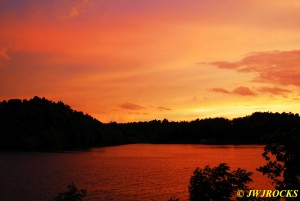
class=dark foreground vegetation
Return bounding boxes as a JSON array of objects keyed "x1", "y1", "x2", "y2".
[
  {"x1": 54, "y1": 183, "x2": 87, "y2": 201},
  {"x1": 0, "y1": 96, "x2": 300, "y2": 151}
]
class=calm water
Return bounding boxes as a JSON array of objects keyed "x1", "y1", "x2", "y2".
[{"x1": 0, "y1": 144, "x2": 272, "y2": 201}]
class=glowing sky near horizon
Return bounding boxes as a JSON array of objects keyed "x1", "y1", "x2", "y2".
[{"x1": 1, "y1": 0, "x2": 300, "y2": 122}]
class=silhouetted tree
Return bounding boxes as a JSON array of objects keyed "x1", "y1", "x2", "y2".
[
  {"x1": 1, "y1": 96, "x2": 300, "y2": 151},
  {"x1": 0, "y1": 96, "x2": 111, "y2": 150},
  {"x1": 54, "y1": 183, "x2": 87, "y2": 201},
  {"x1": 258, "y1": 129, "x2": 300, "y2": 192},
  {"x1": 189, "y1": 163, "x2": 252, "y2": 201},
  {"x1": 167, "y1": 196, "x2": 180, "y2": 201}
]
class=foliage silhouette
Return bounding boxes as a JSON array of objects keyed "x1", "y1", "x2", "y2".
[
  {"x1": 167, "y1": 196, "x2": 180, "y2": 201},
  {"x1": 257, "y1": 129, "x2": 300, "y2": 193},
  {"x1": 189, "y1": 163, "x2": 252, "y2": 201},
  {"x1": 1, "y1": 96, "x2": 300, "y2": 151},
  {"x1": 54, "y1": 183, "x2": 87, "y2": 201},
  {"x1": 0, "y1": 96, "x2": 125, "y2": 150}
]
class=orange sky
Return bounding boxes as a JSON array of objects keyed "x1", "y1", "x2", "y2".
[{"x1": 1, "y1": 0, "x2": 300, "y2": 122}]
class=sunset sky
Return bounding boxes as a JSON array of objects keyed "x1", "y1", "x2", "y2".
[{"x1": 1, "y1": 0, "x2": 300, "y2": 122}]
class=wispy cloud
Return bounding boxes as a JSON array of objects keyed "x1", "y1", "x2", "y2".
[
  {"x1": 258, "y1": 87, "x2": 291, "y2": 95},
  {"x1": 157, "y1": 106, "x2": 172, "y2": 111},
  {"x1": 127, "y1": 112, "x2": 149, "y2": 115},
  {"x1": 208, "y1": 50, "x2": 300, "y2": 87},
  {"x1": 211, "y1": 86, "x2": 292, "y2": 96},
  {"x1": 61, "y1": 0, "x2": 90, "y2": 19},
  {"x1": 211, "y1": 86, "x2": 256, "y2": 96},
  {"x1": 211, "y1": 88, "x2": 230, "y2": 94},
  {"x1": 120, "y1": 102, "x2": 146, "y2": 110},
  {"x1": 0, "y1": 47, "x2": 10, "y2": 61},
  {"x1": 232, "y1": 86, "x2": 256, "y2": 96},
  {"x1": 0, "y1": 46, "x2": 10, "y2": 67}
]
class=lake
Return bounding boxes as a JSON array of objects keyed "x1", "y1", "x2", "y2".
[{"x1": 0, "y1": 144, "x2": 272, "y2": 201}]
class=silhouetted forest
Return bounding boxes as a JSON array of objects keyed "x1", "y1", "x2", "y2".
[{"x1": 1, "y1": 96, "x2": 300, "y2": 151}]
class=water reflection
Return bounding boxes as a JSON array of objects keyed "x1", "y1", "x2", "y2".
[{"x1": 0, "y1": 144, "x2": 271, "y2": 201}]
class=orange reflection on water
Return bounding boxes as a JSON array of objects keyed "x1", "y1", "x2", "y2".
[{"x1": 0, "y1": 144, "x2": 273, "y2": 201}]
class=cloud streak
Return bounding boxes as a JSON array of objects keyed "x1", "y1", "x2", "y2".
[
  {"x1": 62, "y1": 0, "x2": 90, "y2": 19},
  {"x1": 209, "y1": 50, "x2": 300, "y2": 87},
  {"x1": 232, "y1": 86, "x2": 256, "y2": 96},
  {"x1": 211, "y1": 88, "x2": 230, "y2": 94},
  {"x1": 0, "y1": 47, "x2": 10, "y2": 61},
  {"x1": 258, "y1": 87, "x2": 291, "y2": 95},
  {"x1": 120, "y1": 102, "x2": 146, "y2": 110},
  {"x1": 0, "y1": 46, "x2": 10, "y2": 67},
  {"x1": 212, "y1": 86, "x2": 292, "y2": 96},
  {"x1": 157, "y1": 106, "x2": 172, "y2": 111},
  {"x1": 212, "y1": 86, "x2": 256, "y2": 96}
]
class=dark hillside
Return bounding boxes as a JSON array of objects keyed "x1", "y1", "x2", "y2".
[
  {"x1": 1, "y1": 96, "x2": 299, "y2": 151},
  {"x1": 0, "y1": 96, "x2": 105, "y2": 150}
]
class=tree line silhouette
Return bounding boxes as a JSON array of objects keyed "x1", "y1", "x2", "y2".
[{"x1": 1, "y1": 96, "x2": 300, "y2": 151}]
